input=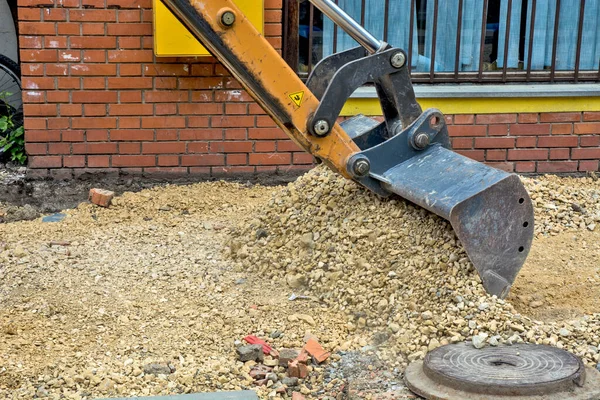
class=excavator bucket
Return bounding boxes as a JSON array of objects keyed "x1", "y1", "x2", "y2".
[{"x1": 160, "y1": 0, "x2": 535, "y2": 298}]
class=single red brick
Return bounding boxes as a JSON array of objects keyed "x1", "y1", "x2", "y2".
[
  {"x1": 451, "y1": 138, "x2": 473, "y2": 149},
  {"x1": 227, "y1": 154, "x2": 247, "y2": 165},
  {"x1": 507, "y1": 149, "x2": 548, "y2": 161},
  {"x1": 540, "y1": 112, "x2": 581, "y2": 123},
  {"x1": 486, "y1": 150, "x2": 506, "y2": 161},
  {"x1": 579, "y1": 161, "x2": 599, "y2": 172},
  {"x1": 293, "y1": 153, "x2": 314, "y2": 164},
  {"x1": 518, "y1": 113, "x2": 538, "y2": 123},
  {"x1": 516, "y1": 137, "x2": 536, "y2": 148},
  {"x1": 574, "y1": 123, "x2": 600, "y2": 135},
  {"x1": 63, "y1": 156, "x2": 85, "y2": 168},
  {"x1": 89, "y1": 188, "x2": 115, "y2": 207},
  {"x1": 474, "y1": 137, "x2": 515, "y2": 149},
  {"x1": 510, "y1": 124, "x2": 551, "y2": 136},
  {"x1": 551, "y1": 123, "x2": 573, "y2": 135},
  {"x1": 583, "y1": 112, "x2": 600, "y2": 122},
  {"x1": 537, "y1": 162, "x2": 578, "y2": 173},
  {"x1": 29, "y1": 156, "x2": 62, "y2": 169},
  {"x1": 580, "y1": 136, "x2": 600, "y2": 147},
  {"x1": 249, "y1": 153, "x2": 291, "y2": 165},
  {"x1": 549, "y1": 148, "x2": 570, "y2": 160},
  {"x1": 448, "y1": 125, "x2": 487, "y2": 137},
  {"x1": 88, "y1": 155, "x2": 110, "y2": 168},
  {"x1": 515, "y1": 161, "x2": 536, "y2": 173},
  {"x1": 453, "y1": 114, "x2": 474, "y2": 125},
  {"x1": 572, "y1": 148, "x2": 600, "y2": 160}
]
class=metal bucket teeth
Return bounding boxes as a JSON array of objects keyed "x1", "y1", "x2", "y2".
[{"x1": 381, "y1": 145, "x2": 535, "y2": 298}]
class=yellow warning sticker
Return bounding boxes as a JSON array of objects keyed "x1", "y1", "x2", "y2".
[{"x1": 289, "y1": 91, "x2": 305, "y2": 107}]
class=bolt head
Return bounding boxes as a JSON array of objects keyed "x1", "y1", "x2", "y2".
[
  {"x1": 221, "y1": 11, "x2": 236, "y2": 26},
  {"x1": 313, "y1": 120, "x2": 330, "y2": 136},
  {"x1": 353, "y1": 159, "x2": 370, "y2": 177},
  {"x1": 414, "y1": 133, "x2": 430, "y2": 149},
  {"x1": 391, "y1": 52, "x2": 406, "y2": 68}
]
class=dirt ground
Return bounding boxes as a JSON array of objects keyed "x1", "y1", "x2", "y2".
[
  {"x1": 511, "y1": 229, "x2": 600, "y2": 321},
  {"x1": 0, "y1": 171, "x2": 599, "y2": 399}
]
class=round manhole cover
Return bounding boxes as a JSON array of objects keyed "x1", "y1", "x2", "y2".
[{"x1": 405, "y1": 343, "x2": 600, "y2": 400}]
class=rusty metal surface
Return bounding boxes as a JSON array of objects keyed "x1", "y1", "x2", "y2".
[{"x1": 405, "y1": 344, "x2": 600, "y2": 400}]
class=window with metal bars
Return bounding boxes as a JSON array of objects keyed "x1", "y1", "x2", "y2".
[{"x1": 284, "y1": 0, "x2": 600, "y2": 84}]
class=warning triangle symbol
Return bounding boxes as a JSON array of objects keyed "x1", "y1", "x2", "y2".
[{"x1": 289, "y1": 91, "x2": 305, "y2": 107}]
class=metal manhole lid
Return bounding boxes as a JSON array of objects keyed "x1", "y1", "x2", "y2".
[{"x1": 405, "y1": 343, "x2": 600, "y2": 400}]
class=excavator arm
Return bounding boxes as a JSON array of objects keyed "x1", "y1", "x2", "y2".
[{"x1": 160, "y1": 0, "x2": 535, "y2": 298}]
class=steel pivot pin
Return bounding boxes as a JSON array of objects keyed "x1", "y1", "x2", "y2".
[{"x1": 220, "y1": 10, "x2": 236, "y2": 27}]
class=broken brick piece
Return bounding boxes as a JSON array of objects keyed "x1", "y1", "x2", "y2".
[
  {"x1": 296, "y1": 350, "x2": 309, "y2": 364},
  {"x1": 287, "y1": 360, "x2": 308, "y2": 379},
  {"x1": 244, "y1": 335, "x2": 273, "y2": 355},
  {"x1": 292, "y1": 393, "x2": 306, "y2": 400},
  {"x1": 303, "y1": 338, "x2": 331, "y2": 364},
  {"x1": 89, "y1": 188, "x2": 115, "y2": 208}
]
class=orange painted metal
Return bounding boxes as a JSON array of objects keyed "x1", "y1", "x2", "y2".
[{"x1": 171, "y1": 0, "x2": 361, "y2": 178}]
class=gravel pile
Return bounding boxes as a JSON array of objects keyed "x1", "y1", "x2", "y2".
[
  {"x1": 230, "y1": 166, "x2": 600, "y2": 367},
  {"x1": 524, "y1": 173, "x2": 600, "y2": 235}
]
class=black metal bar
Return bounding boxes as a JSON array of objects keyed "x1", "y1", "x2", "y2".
[
  {"x1": 284, "y1": 0, "x2": 299, "y2": 71},
  {"x1": 383, "y1": 0, "x2": 390, "y2": 42},
  {"x1": 308, "y1": 2, "x2": 314, "y2": 74},
  {"x1": 333, "y1": 0, "x2": 338, "y2": 54},
  {"x1": 526, "y1": 0, "x2": 536, "y2": 82},
  {"x1": 573, "y1": 0, "x2": 585, "y2": 83},
  {"x1": 549, "y1": 0, "x2": 561, "y2": 82},
  {"x1": 454, "y1": 0, "x2": 464, "y2": 80},
  {"x1": 430, "y1": 0, "x2": 439, "y2": 83},
  {"x1": 501, "y1": 0, "x2": 512, "y2": 83},
  {"x1": 360, "y1": 0, "x2": 366, "y2": 26},
  {"x1": 477, "y1": 0, "x2": 489, "y2": 82},
  {"x1": 408, "y1": 0, "x2": 415, "y2": 75}
]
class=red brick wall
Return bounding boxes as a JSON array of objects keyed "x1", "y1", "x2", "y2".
[
  {"x1": 16, "y1": 0, "x2": 600, "y2": 177},
  {"x1": 447, "y1": 112, "x2": 600, "y2": 173}
]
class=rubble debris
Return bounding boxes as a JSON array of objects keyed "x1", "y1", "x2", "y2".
[
  {"x1": 237, "y1": 344, "x2": 265, "y2": 362},
  {"x1": 89, "y1": 188, "x2": 115, "y2": 208},
  {"x1": 41, "y1": 212, "x2": 66, "y2": 223}
]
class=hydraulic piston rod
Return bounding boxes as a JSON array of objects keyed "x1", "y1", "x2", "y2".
[{"x1": 309, "y1": 0, "x2": 386, "y2": 54}]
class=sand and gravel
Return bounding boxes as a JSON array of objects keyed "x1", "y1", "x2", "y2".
[{"x1": 0, "y1": 166, "x2": 599, "y2": 399}]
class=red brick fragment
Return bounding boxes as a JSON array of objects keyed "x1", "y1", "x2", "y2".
[
  {"x1": 243, "y1": 335, "x2": 273, "y2": 355},
  {"x1": 89, "y1": 188, "x2": 114, "y2": 207},
  {"x1": 303, "y1": 338, "x2": 331, "y2": 364},
  {"x1": 296, "y1": 350, "x2": 310, "y2": 364},
  {"x1": 287, "y1": 360, "x2": 308, "y2": 379},
  {"x1": 292, "y1": 393, "x2": 306, "y2": 400}
]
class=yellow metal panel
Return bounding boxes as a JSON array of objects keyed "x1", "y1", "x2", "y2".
[
  {"x1": 153, "y1": 0, "x2": 264, "y2": 57},
  {"x1": 341, "y1": 97, "x2": 600, "y2": 116}
]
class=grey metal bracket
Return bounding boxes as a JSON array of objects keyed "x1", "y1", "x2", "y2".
[
  {"x1": 306, "y1": 46, "x2": 366, "y2": 100},
  {"x1": 307, "y1": 48, "x2": 406, "y2": 136}
]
